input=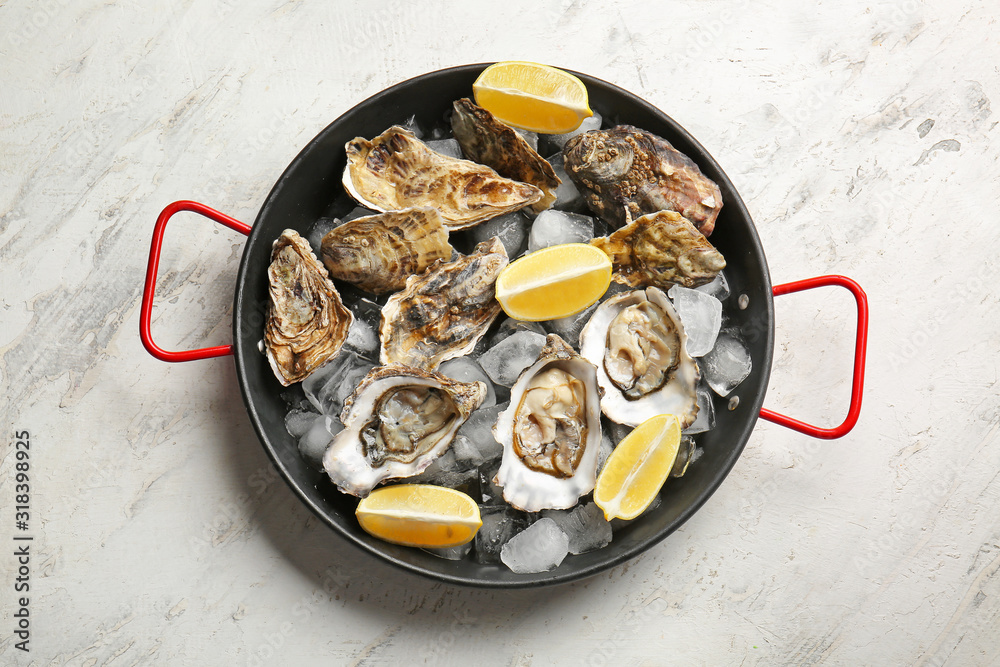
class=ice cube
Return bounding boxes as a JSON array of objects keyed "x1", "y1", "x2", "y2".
[
  {"x1": 302, "y1": 351, "x2": 377, "y2": 419},
  {"x1": 407, "y1": 450, "x2": 479, "y2": 491},
  {"x1": 500, "y1": 517, "x2": 570, "y2": 573},
  {"x1": 701, "y1": 330, "x2": 752, "y2": 396},
  {"x1": 425, "y1": 138, "x2": 463, "y2": 159},
  {"x1": 547, "y1": 153, "x2": 585, "y2": 212},
  {"x1": 454, "y1": 402, "x2": 508, "y2": 466},
  {"x1": 342, "y1": 206, "x2": 377, "y2": 223},
  {"x1": 464, "y1": 211, "x2": 529, "y2": 259},
  {"x1": 475, "y1": 506, "x2": 530, "y2": 564},
  {"x1": 478, "y1": 459, "x2": 505, "y2": 505},
  {"x1": 422, "y1": 542, "x2": 472, "y2": 561},
  {"x1": 308, "y1": 216, "x2": 341, "y2": 253},
  {"x1": 285, "y1": 409, "x2": 319, "y2": 438},
  {"x1": 401, "y1": 114, "x2": 425, "y2": 139},
  {"x1": 606, "y1": 419, "x2": 632, "y2": 446},
  {"x1": 596, "y1": 431, "x2": 615, "y2": 476},
  {"x1": 547, "y1": 111, "x2": 603, "y2": 150},
  {"x1": 668, "y1": 285, "x2": 722, "y2": 357},
  {"x1": 544, "y1": 301, "x2": 599, "y2": 348},
  {"x1": 512, "y1": 127, "x2": 539, "y2": 151},
  {"x1": 478, "y1": 330, "x2": 546, "y2": 387},
  {"x1": 683, "y1": 384, "x2": 716, "y2": 435},
  {"x1": 489, "y1": 318, "x2": 547, "y2": 348},
  {"x1": 541, "y1": 502, "x2": 612, "y2": 554},
  {"x1": 695, "y1": 271, "x2": 730, "y2": 301},
  {"x1": 298, "y1": 413, "x2": 340, "y2": 467},
  {"x1": 527, "y1": 210, "x2": 594, "y2": 253},
  {"x1": 439, "y1": 356, "x2": 496, "y2": 407}
]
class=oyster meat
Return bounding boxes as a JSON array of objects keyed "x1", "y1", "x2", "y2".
[
  {"x1": 320, "y1": 207, "x2": 453, "y2": 295},
  {"x1": 343, "y1": 126, "x2": 543, "y2": 230},
  {"x1": 380, "y1": 237, "x2": 508, "y2": 370},
  {"x1": 590, "y1": 210, "x2": 726, "y2": 289},
  {"x1": 451, "y1": 98, "x2": 561, "y2": 213},
  {"x1": 579, "y1": 287, "x2": 699, "y2": 428},
  {"x1": 264, "y1": 229, "x2": 353, "y2": 386},
  {"x1": 562, "y1": 125, "x2": 723, "y2": 235},
  {"x1": 323, "y1": 364, "x2": 486, "y2": 497},
  {"x1": 493, "y1": 334, "x2": 603, "y2": 512}
]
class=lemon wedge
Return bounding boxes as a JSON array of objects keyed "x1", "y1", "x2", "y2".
[
  {"x1": 494, "y1": 243, "x2": 612, "y2": 321},
  {"x1": 473, "y1": 61, "x2": 593, "y2": 134},
  {"x1": 594, "y1": 414, "x2": 682, "y2": 521},
  {"x1": 355, "y1": 484, "x2": 482, "y2": 548}
]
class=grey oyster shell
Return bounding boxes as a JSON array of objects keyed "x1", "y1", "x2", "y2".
[
  {"x1": 451, "y1": 98, "x2": 561, "y2": 213},
  {"x1": 342, "y1": 126, "x2": 543, "y2": 230},
  {"x1": 562, "y1": 125, "x2": 723, "y2": 235},
  {"x1": 493, "y1": 334, "x2": 604, "y2": 512},
  {"x1": 379, "y1": 237, "x2": 509, "y2": 370},
  {"x1": 264, "y1": 229, "x2": 353, "y2": 386},
  {"x1": 323, "y1": 364, "x2": 487, "y2": 497},
  {"x1": 590, "y1": 210, "x2": 726, "y2": 289},
  {"x1": 320, "y1": 207, "x2": 453, "y2": 295}
]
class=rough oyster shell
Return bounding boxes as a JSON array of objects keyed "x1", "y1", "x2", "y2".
[
  {"x1": 563, "y1": 125, "x2": 723, "y2": 235},
  {"x1": 493, "y1": 334, "x2": 603, "y2": 512},
  {"x1": 579, "y1": 287, "x2": 699, "y2": 428},
  {"x1": 343, "y1": 126, "x2": 543, "y2": 230},
  {"x1": 323, "y1": 364, "x2": 486, "y2": 497},
  {"x1": 320, "y1": 207, "x2": 453, "y2": 295},
  {"x1": 264, "y1": 229, "x2": 353, "y2": 386},
  {"x1": 451, "y1": 98, "x2": 561, "y2": 213},
  {"x1": 590, "y1": 210, "x2": 726, "y2": 289},
  {"x1": 380, "y1": 237, "x2": 508, "y2": 370}
]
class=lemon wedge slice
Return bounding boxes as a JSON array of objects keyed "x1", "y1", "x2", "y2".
[
  {"x1": 594, "y1": 414, "x2": 682, "y2": 521},
  {"x1": 473, "y1": 61, "x2": 594, "y2": 134},
  {"x1": 494, "y1": 243, "x2": 612, "y2": 321},
  {"x1": 355, "y1": 484, "x2": 482, "y2": 548}
]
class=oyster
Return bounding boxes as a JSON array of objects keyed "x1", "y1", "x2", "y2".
[
  {"x1": 323, "y1": 364, "x2": 486, "y2": 497},
  {"x1": 579, "y1": 287, "x2": 699, "y2": 428},
  {"x1": 493, "y1": 334, "x2": 603, "y2": 512},
  {"x1": 264, "y1": 229, "x2": 353, "y2": 386},
  {"x1": 380, "y1": 237, "x2": 508, "y2": 370},
  {"x1": 562, "y1": 125, "x2": 723, "y2": 235},
  {"x1": 320, "y1": 207, "x2": 452, "y2": 295},
  {"x1": 590, "y1": 210, "x2": 726, "y2": 289},
  {"x1": 451, "y1": 98, "x2": 561, "y2": 213},
  {"x1": 343, "y1": 126, "x2": 543, "y2": 230}
]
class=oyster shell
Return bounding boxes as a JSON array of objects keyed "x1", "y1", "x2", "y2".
[
  {"x1": 264, "y1": 229, "x2": 353, "y2": 386},
  {"x1": 323, "y1": 364, "x2": 486, "y2": 497},
  {"x1": 493, "y1": 334, "x2": 603, "y2": 512},
  {"x1": 450, "y1": 98, "x2": 561, "y2": 213},
  {"x1": 562, "y1": 125, "x2": 723, "y2": 235},
  {"x1": 579, "y1": 287, "x2": 699, "y2": 428},
  {"x1": 590, "y1": 210, "x2": 726, "y2": 289},
  {"x1": 343, "y1": 126, "x2": 543, "y2": 230},
  {"x1": 320, "y1": 207, "x2": 453, "y2": 295},
  {"x1": 380, "y1": 237, "x2": 508, "y2": 370}
]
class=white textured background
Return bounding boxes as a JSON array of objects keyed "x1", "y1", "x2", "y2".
[{"x1": 2, "y1": 0, "x2": 999, "y2": 665}]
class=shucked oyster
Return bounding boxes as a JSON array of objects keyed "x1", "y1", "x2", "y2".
[
  {"x1": 451, "y1": 98, "x2": 561, "y2": 213},
  {"x1": 265, "y1": 230, "x2": 353, "y2": 386},
  {"x1": 343, "y1": 126, "x2": 543, "y2": 230},
  {"x1": 590, "y1": 210, "x2": 726, "y2": 289},
  {"x1": 320, "y1": 207, "x2": 453, "y2": 295},
  {"x1": 380, "y1": 237, "x2": 508, "y2": 370},
  {"x1": 323, "y1": 364, "x2": 486, "y2": 497},
  {"x1": 493, "y1": 334, "x2": 603, "y2": 512},
  {"x1": 563, "y1": 125, "x2": 723, "y2": 235},
  {"x1": 579, "y1": 287, "x2": 699, "y2": 428}
]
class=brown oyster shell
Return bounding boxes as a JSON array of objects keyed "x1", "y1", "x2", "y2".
[
  {"x1": 320, "y1": 207, "x2": 453, "y2": 295},
  {"x1": 563, "y1": 125, "x2": 723, "y2": 235},
  {"x1": 380, "y1": 237, "x2": 508, "y2": 370},
  {"x1": 264, "y1": 230, "x2": 353, "y2": 386},
  {"x1": 342, "y1": 126, "x2": 543, "y2": 230},
  {"x1": 590, "y1": 210, "x2": 726, "y2": 289},
  {"x1": 450, "y1": 98, "x2": 561, "y2": 213}
]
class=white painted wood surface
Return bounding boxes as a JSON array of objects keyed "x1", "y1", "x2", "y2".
[{"x1": 2, "y1": 0, "x2": 999, "y2": 664}]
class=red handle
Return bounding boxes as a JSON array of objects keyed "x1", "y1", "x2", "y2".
[
  {"x1": 758, "y1": 275, "x2": 869, "y2": 439},
  {"x1": 140, "y1": 200, "x2": 252, "y2": 362}
]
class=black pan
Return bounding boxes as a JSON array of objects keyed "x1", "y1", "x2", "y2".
[{"x1": 141, "y1": 64, "x2": 868, "y2": 588}]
